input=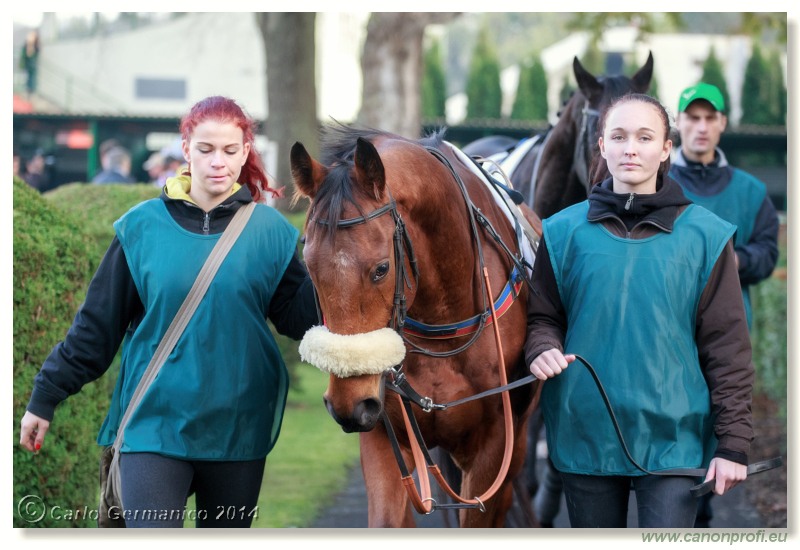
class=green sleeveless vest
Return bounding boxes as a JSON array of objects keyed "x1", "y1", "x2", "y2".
[
  {"x1": 671, "y1": 168, "x2": 766, "y2": 327},
  {"x1": 541, "y1": 202, "x2": 735, "y2": 475},
  {"x1": 97, "y1": 199, "x2": 299, "y2": 460}
]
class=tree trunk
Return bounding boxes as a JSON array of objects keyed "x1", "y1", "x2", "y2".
[
  {"x1": 256, "y1": 13, "x2": 318, "y2": 211},
  {"x1": 358, "y1": 13, "x2": 459, "y2": 138}
]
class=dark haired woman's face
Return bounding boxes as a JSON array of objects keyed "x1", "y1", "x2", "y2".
[
  {"x1": 598, "y1": 101, "x2": 671, "y2": 194},
  {"x1": 182, "y1": 120, "x2": 250, "y2": 210}
]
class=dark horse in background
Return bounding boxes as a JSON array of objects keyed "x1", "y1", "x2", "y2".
[
  {"x1": 464, "y1": 52, "x2": 654, "y2": 219},
  {"x1": 291, "y1": 125, "x2": 542, "y2": 527}
]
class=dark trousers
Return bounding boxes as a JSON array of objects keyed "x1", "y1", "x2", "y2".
[
  {"x1": 119, "y1": 452, "x2": 266, "y2": 528},
  {"x1": 560, "y1": 472, "x2": 698, "y2": 528}
]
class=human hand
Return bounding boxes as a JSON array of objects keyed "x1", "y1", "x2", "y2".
[
  {"x1": 20, "y1": 411, "x2": 50, "y2": 453},
  {"x1": 704, "y1": 457, "x2": 747, "y2": 495},
  {"x1": 529, "y1": 348, "x2": 576, "y2": 380}
]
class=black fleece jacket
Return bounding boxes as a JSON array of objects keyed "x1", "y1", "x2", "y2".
[
  {"x1": 27, "y1": 185, "x2": 317, "y2": 422},
  {"x1": 525, "y1": 176, "x2": 754, "y2": 465}
]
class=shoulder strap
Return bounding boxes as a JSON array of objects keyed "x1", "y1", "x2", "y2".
[{"x1": 112, "y1": 201, "x2": 256, "y2": 451}]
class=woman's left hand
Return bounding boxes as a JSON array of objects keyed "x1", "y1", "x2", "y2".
[{"x1": 704, "y1": 457, "x2": 747, "y2": 495}]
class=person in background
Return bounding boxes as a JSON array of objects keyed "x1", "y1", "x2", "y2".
[
  {"x1": 92, "y1": 145, "x2": 136, "y2": 185},
  {"x1": 20, "y1": 29, "x2": 40, "y2": 98},
  {"x1": 22, "y1": 150, "x2": 50, "y2": 192},
  {"x1": 143, "y1": 151, "x2": 166, "y2": 187},
  {"x1": 19, "y1": 95, "x2": 317, "y2": 527},
  {"x1": 157, "y1": 141, "x2": 187, "y2": 187},
  {"x1": 14, "y1": 151, "x2": 23, "y2": 179},
  {"x1": 671, "y1": 83, "x2": 780, "y2": 528},
  {"x1": 671, "y1": 82, "x2": 779, "y2": 330},
  {"x1": 525, "y1": 93, "x2": 753, "y2": 528}
]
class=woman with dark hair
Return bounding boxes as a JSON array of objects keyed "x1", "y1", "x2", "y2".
[
  {"x1": 525, "y1": 93, "x2": 753, "y2": 528},
  {"x1": 19, "y1": 96, "x2": 317, "y2": 527}
]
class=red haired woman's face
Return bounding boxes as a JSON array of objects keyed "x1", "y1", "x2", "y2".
[{"x1": 182, "y1": 120, "x2": 250, "y2": 211}]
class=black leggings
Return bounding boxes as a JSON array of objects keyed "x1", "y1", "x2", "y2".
[{"x1": 119, "y1": 452, "x2": 266, "y2": 527}]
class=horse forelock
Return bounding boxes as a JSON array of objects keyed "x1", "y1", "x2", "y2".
[{"x1": 310, "y1": 124, "x2": 448, "y2": 241}]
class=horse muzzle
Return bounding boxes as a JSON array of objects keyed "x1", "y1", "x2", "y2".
[{"x1": 300, "y1": 325, "x2": 405, "y2": 432}]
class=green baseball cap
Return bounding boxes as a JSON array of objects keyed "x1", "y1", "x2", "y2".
[{"x1": 678, "y1": 82, "x2": 725, "y2": 112}]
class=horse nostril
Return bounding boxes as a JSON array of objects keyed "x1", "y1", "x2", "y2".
[{"x1": 354, "y1": 398, "x2": 383, "y2": 430}]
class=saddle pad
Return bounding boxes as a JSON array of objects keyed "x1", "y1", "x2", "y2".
[{"x1": 446, "y1": 141, "x2": 536, "y2": 278}]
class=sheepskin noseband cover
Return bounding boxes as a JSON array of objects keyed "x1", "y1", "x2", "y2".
[{"x1": 298, "y1": 326, "x2": 406, "y2": 378}]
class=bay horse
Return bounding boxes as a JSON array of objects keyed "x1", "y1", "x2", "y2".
[
  {"x1": 291, "y1": 124, "x2": 542, "y2": 527},
  {"x1": 464, "y1": 52, "x2": 654, "y2": 219}
]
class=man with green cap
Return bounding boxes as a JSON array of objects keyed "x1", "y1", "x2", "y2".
[
  {"x1": 672, "y1": 82, "x2": 779, "y2": 329},
  {"x1": 671, "y1": 82, "x2": 780, "y2": 528}
]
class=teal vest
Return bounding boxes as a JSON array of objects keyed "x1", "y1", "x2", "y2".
[
  {"x1": 98, "y1": 199, "x2": 299, "y2": 460},
  {"x1": 671, "y1": 168, "x2": 765, "y2": 326},
  {"x1": 541, "y1": 202, "x2": 735, "y2": 475}
]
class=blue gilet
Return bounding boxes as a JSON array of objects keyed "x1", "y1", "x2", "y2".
[
  {"x1": 541, "y1": 201, "x2": 735, "y2": 475},
  {"x1": 670, "y1": 167, "x2": 765, "y2": 327},
  {"x1": 97, "y1": 199, "x2": 299, "y2": 460}
]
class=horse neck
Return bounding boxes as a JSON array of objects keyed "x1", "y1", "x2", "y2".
[{"x1": 403, "y1": 172, "x2": 504, "y2": 324}]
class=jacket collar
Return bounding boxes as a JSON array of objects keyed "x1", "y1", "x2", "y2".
[
  {"x1": 672, "y1": 147, "x2": 729, "y2": 169},
  {"x1": 587, "y1": 175, "x2": 691, "y2": 233}
]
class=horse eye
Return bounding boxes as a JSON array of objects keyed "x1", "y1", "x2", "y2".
[{"x1": 372, "y1": 261, "x2": 390, "y2": 282}]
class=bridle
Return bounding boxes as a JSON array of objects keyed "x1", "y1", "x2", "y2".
[
  {"x1": 525, "y1": 97, "x2": 599, "y2": 208},
  {"x1": 572, "y1": 99, "x2": 601, "y2": 194},
  {"x1": 309, "y1": 144, "x2": 536, "y2": 514},
  {"x1": 310, "y1": 145, "x2": 532, "y2": 359}
]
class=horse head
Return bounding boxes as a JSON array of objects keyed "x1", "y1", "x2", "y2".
[
  {"x1": 291, "y1": 132, "x2": 423, "y2": 433},
  {"x1": 533, "y1": 51, "x2": 654, "y2": 217}
]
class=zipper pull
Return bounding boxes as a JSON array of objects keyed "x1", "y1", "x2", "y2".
[
  {"x1": 625, "y1": 193, "x2": 634, "y2": 211},
  {"x1": 202, "y1": 212, "x2": 210, "y2": 234}
]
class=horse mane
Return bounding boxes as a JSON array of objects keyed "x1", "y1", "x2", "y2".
[{"x1": 311, "y1": 123, "x2": 447, "y2": 239}]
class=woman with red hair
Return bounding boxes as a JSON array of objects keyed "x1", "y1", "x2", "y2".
[{"x1": 19, "y1": 96, "x2": 317, "y2": 527}]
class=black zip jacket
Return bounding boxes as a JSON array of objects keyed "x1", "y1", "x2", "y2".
[{"x1": 27, "y1": 185, "x2": 317, "y2": 421}]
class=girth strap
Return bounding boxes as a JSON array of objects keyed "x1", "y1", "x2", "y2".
[{"x1": 404, "y1": 266, "x2": 524, "y2": 339}]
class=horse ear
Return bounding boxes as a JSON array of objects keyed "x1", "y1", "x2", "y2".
[
  {"x1": 354, "y1": 137, "x2": 386, "y2": 200},
  {"x1": 573, "y1": 56, "x2": 603, "y2": 102},
  {"x1": 290, "y1": 142, "x2": 328, "y2": 199},
  {"x1": 630, "y1": 51, "x2": 654, "y2": 93}
]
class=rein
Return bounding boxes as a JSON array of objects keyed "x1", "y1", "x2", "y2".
[{"x1": 389, "y1": 353, "x2": 782, "y2": 504}]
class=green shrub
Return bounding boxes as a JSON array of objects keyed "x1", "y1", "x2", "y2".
[
  {"x1": 750, "y1": 275, "x2": 787, "y2": 418},
  {"x1": 13, "y1": 179, "x2": 111, "y2": 527}
]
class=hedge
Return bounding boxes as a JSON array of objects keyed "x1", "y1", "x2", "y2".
[{"x1": 12, "y1": 179, "x2": 119, "y2": 527}]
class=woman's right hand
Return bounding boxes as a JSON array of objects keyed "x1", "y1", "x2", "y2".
[
  {"x1": 20, "y1": 411, "x2": 50, "y2": 453},
  {"x1": 529, "y1": 348, "x2": 576, "y2": 380}
]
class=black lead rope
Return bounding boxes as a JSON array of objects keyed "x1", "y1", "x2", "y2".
[{"x1": 385, "y1": 354, "x2": 782, "y2": 498}]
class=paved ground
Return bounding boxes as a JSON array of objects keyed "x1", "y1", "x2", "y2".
[{"x1": 310, "y1": 452, "x2": 765, "y2": 529}]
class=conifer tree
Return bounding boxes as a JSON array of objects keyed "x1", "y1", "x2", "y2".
[
  {"x1": 741, "y1": 44, "x2": 770, "y2": 125},
  {"x1": 511, "y1": 56, "x2": 548, "y2": 121},
  {"x1": 767, "y1": 49, "x2": 787, "y2": 125},
  {"x1": 465, "y1": 27, "x2": 503, "y2": 120},
  {"x1": 421, "y1": 39, "x2": 447, "y2": 119},
  {"x1": 700, "y1": 46, "x2": 731, "y2": 115}
]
